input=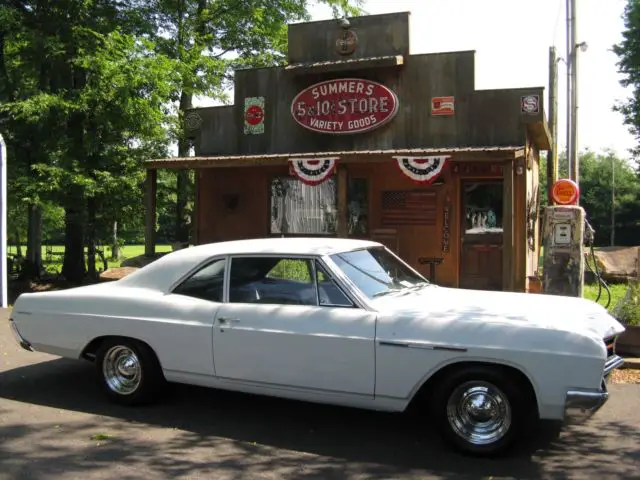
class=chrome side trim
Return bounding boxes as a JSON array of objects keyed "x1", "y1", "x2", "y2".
[
  {"x1": 604, "y1": 355, "x2": 624, "y2": 377},
  {"x1": 9, "y1": 320, "x2": 34, "y2": 352},
  {"x1": 378, "y1": 340, "x2": 467, "y2": 353},
  {"x1": 379, "y1": 340, "x2": 408, "y2": 348}
]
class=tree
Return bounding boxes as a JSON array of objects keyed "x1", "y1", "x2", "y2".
[
  {"x1": 2, "y1": 0, "x2": 365, "y2": 282},
  {"x1": 1, "y1": 1, "x2": 178, "y2": 281},
  {"x1": 150, "y1": 0, "x2": 364, "y2": 244},
  {"x1": 613, "y1": 0, "x2": 640, "y2": 163}
]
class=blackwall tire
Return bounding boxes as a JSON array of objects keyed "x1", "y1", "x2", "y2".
[
  {"x1": 431, "y1": 366, "x2": 531, "y2": 456},
  {"x1": 95, "y1": 338, "x2": 166, "y2": 406}
]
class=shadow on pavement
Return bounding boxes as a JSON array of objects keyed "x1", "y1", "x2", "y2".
[{"x1": 0, "y1": 358, "x2": 638, "y2": 479}]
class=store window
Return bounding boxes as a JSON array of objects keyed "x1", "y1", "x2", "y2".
[
  {"x1": 463, "y1": 181, "x2": 503, "y2": 234},
  {"x1": 270, "y1": 177, "x2": 337, "y2": 235},
  {"x1": 347, "y1": 177, "x2": 369, "y2": 235}
]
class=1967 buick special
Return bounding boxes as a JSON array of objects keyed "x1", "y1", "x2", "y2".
[{"x1": 9, "y1": 238, "x2": 625, "y2": 455}]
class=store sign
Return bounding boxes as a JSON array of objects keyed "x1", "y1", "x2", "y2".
[{"x1": 291, "y1": 78, "x2": 399, "y2": 135}]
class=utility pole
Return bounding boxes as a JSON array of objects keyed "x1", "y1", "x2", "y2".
[
  {"x1": 0, "y1": 134, "x2": 7, "y2": 308},
  {"x1": 547, "y1": 46, "x2": 558, "y2": 204},
  {"x1": 566, "y1": 0, "x2": 573, "y2": 180},
  {"x1": 569, "y1": 0, "x2": 579, "y2": 184},
  {"x1": 611, "y1": 156, "x2": 615, "y2": 246},
  {"x1": 566, "y1": 0, "x2": 584, "y2": 185}
]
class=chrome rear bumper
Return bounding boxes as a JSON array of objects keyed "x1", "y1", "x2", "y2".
[
  {"x1": 9, "y1": 319, "x2": 34, "y2": 352},
  {"x1": 604, "y1": 354, "x2": 625, "y2": 376},
  {"x1": 563, "y1": 354, "x2": 624, "y2": 423}
]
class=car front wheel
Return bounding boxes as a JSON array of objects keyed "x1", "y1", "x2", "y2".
[
  {"x1": 431, "y1": 366, "x2": 533, "y2": 456},
  {"x1": 95, "y1": 338, "x2": 165, "y2": 406}
]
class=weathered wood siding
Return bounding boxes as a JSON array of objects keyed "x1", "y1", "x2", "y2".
[
  {"x1": 187, "y1": 52, "x2": 544, "y2": 156},
  {"x1": 287, "y1": 12, "x2": 410, "y2": 64},
  {"x1": 195, "y1": 167, "x2": 279, "y2": 242},
  {"x1": 188, "y1": 105, "x2": 237, "y2": 156}
]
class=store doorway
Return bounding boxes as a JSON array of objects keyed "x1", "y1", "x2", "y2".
[{"x1": 459, "y1": 180, "x2": 504, "y2": 290}]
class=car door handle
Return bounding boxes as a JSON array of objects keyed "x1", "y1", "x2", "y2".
[{"x1": 218, "y1": 317, "x2": 240, "y2": 325}]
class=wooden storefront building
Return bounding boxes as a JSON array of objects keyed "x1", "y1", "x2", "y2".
[{"x1": 144, "y1": 11, "x2": 551, "y2": 292}]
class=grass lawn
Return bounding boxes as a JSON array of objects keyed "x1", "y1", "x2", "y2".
[
  {"x1": 537, "y1": 245, "x2": 630, "y2": 312},
  {"x1": 7, "y1": 244, "x2": 174, "y2": 273},
  {"x1": 583, "y1": 282, "x2": 628, "y2": 312}
]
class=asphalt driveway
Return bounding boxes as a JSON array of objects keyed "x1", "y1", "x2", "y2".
[{"x1": 1, "y1": 310, "x2": 639, "y2": 479}]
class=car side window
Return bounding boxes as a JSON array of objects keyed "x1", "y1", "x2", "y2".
[
  {"x1": 315, "y1": 261, "x2": 355, "y2": 308},
  {"x1": 229, "y1": 256, "x2": 316, "y2": 306},
  {"x1": 173, "y1": 258, "x2": 226, "y2": 303}
]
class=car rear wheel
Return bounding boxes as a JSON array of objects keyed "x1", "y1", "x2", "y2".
[
  {"x1": 431, "y1": 366, "x2": 532, "y2": 456},
  {"x1": 95, "y1": 338, "x2": 165, "y2": 406}
]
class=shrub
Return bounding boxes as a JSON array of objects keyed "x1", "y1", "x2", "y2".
[{"x1": 612, "y1": 280, "x2": 640, "y2": 327}]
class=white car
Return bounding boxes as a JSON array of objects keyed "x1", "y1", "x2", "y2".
[{"x1": 9, "y1": 238, "x2": 625, "y2": 456}]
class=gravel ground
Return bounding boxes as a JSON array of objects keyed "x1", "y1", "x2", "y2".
[{"x1": 611, "y1": 367, "x2": 640, "y2": 384}]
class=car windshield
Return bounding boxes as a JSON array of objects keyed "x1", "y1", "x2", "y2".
[{"x1": 330, "y1": 247, "x2": 429, "y2": 299}]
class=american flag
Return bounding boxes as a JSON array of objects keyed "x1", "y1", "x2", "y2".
[{"x1": 381, "y1": 190, "x2": 437, "y2": 226}]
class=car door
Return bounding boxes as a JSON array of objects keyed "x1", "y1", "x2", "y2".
[
  {"x1": 157, "y1": 256, "x2": 228, "y2": 378},
  {"x1": 212, "y1": 255, "x2": 376, "y2": 397}
]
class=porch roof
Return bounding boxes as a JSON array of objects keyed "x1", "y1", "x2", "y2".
[{"x1": 145, "y1": 145, "x2": 526, "y2": 169}]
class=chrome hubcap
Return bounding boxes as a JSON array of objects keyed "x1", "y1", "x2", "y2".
[
  {"x1": 102, "y1": 346, "x2": 142, "y2": 395},
  {"x1": 446, "y1": 381, "x2": 512, "y2": 445}
]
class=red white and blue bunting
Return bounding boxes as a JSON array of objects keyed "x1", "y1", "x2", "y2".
[
  {"x1": 393, "y1": 155, "x2": 450, "y2": 184},
  {"x1": 289, "y1": 157, "x2": 338, "y2": 186}
]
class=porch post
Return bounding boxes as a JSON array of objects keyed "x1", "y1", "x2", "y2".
[
  {"x1": 193, "y1": 169, "x2": 200, "y2": 245},
  {"x1": 336, "y1": 165, "x2": 348, "y2": 238},
  {"x1": 145, "y1": 168, "x2": 157, "y2": 257},
  {"x1": 502, "y1": 161, "x2": 514, "y2": 291}
]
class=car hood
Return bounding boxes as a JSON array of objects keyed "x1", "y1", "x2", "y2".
[{"x1": 370, "y1": 285, "x2": 625, "y2": 340}]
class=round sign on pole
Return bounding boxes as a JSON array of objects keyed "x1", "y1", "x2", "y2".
[{"x1": 551, "y1": 178, "x2": 580, "y2": 205}]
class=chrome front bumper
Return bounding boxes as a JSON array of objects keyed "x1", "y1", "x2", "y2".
[
  {"x1": 9, "y1": 319, "x2": 34, "y2": 352},
  {"x1": 563, "y1": 354, "x2": 624, "y2": 423}
]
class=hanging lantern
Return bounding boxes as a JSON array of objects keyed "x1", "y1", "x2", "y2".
[
  {"x1": 393, "y1": 155, "x2": 450, "y2": 184},
  {"x1": 289, "y1": 157, "x2": 338, "y2": 186}
]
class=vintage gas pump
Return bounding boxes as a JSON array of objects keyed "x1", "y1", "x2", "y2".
[{"x1": 541, "y1": 179, "x2": 588, "y2": 297}]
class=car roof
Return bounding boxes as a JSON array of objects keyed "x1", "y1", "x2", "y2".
[
  {"x1": 117, "y1": 237, "x2": 382, "y2": 292},
  {"x1": 173, "y1": 237, "x2": 380, "y2": 258}
]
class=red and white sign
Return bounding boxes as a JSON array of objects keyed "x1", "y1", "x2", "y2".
[
  {"x1": 291, "y1": 78, "x2": 399, "y2": 135},
  {"x1": 289, "y1": 157, "x2": 338, "y2": 185},
  {"x1": 551, "y1": 178, "x2": 580, "y2": 205},
  {"x1": 394, "y1": 155, "x2": 450, "y2": 184},
  {"x1": 431, "y1": 96, "x2": 455, "y2": 116},
  {"x1": 521, "y1": 94, "x2": 539, "y2": 115},
  {"x1": 244, "y1": 96, "x2": 265, "y2": 135},
  {"x1": 245, "y1": 105, "x2": 264, "y2": 125}
]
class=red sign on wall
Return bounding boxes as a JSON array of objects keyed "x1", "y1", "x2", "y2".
[
  {"x1": 291, "y1": 78, "x2": 399, "y2": 135},
  {"x1": 431, "y1": 96, "x2": 455, "y2": 116}
]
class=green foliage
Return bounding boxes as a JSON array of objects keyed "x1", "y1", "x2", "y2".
[
  {"x1": 583, "y1": 282, "x2": 629, "y2": 313},
  {"x1": 1, "y1": 0, "x2": 364, "y2": 280},
  {"x1": 612, "y1": 280, "x2": 640, "y2": 326},
  {"x1": 613, "y1": 0, "x2": 640, "y2": 161},
  {"x1": 267, "y1": 258, "x2": 312, "y2": 282}
]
